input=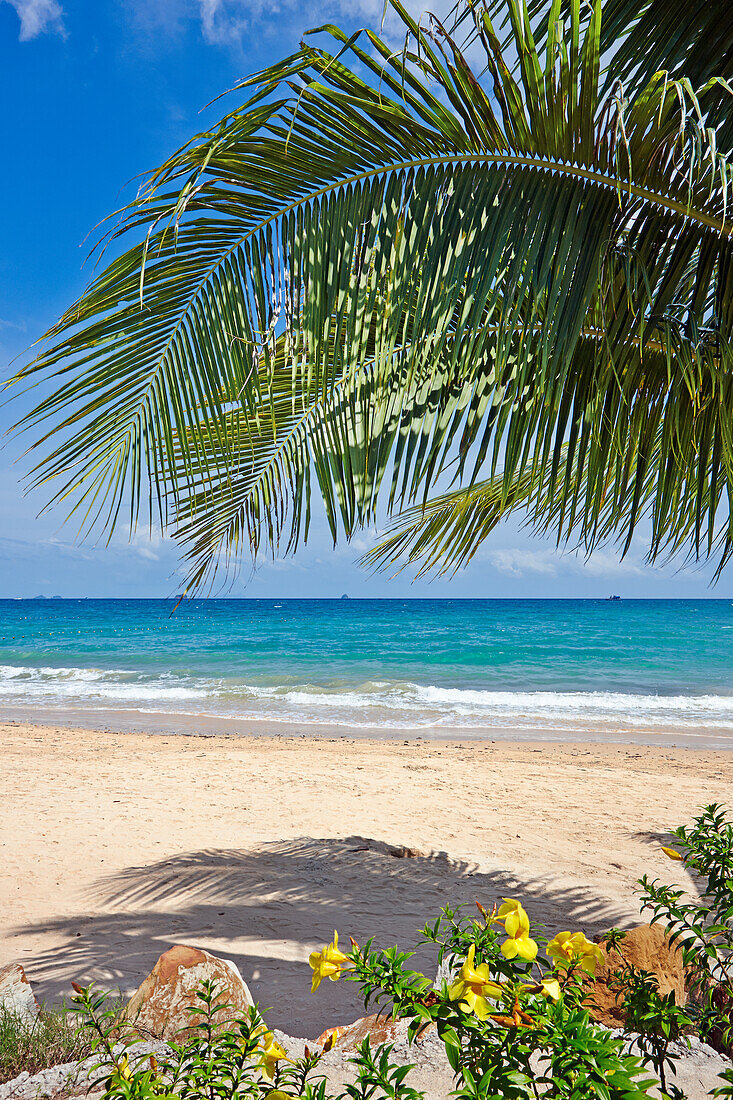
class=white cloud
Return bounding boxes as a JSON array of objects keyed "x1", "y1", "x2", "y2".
[
  {"x1": 197, "y1": 0, "x2": 247, "y2": 46},
  {"x1": 196, "y1": 0, "x2": 388, "y2": 46},
  {"x1": 113, "y1": 527, "x2": 173, "y2": 562},
  {"x1": 578, "y1": 551, "x2": 647, "y2": 578},
  {"x1": 485, "y1": 546, "x2": 648, "y2": 579},
  {"x1": 259, "y1": 555, "x2": 310, "y2": 573},
  {"x1": 134, "y1": 544, "x2": 161, "y2": 561},
  {"x1": 487, "y1": 548, "x2": 561, "y2": 577},
  {"x1": 3, "y1": 0, "x2": 65, "y2": 40},
  {"x1": 126, "y1": 0, "x2": 455, "y2": 51},
  {"x1": 0, "y1": 529, "x2": 177, "y2": 567}
]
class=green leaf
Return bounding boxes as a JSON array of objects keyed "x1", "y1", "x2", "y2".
[{"x1": 7, "y1": 0, "x2": 733, "y2": 590}]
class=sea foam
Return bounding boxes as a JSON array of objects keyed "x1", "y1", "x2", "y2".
[{"x1": 1, "y1": 663, "x2": 731, "y2": 731}]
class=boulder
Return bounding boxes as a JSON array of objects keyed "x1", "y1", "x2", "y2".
[
  {"x1": 316, "y1": 1013, "x2": 434, "y2": 1052},
  {"x1": 0, "y1": 963, "x2": 39, "y2": 1024},
  {"x1": 588, "y1": 923, "x2": 686, "y2": 1028},
  {"x1": 123, "y1": 945, "x2": 254, "y2": 1040}
]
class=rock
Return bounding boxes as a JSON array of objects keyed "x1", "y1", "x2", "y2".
[
  {"x1": 123, "y1": 945, "x2": 254, "y2": 1040},
  {"x1": 316, "y1": 1012, "x2": 433, "y2": 1052},
  {"x1": 0, "y1": 963, "x2": 39, "y2": 1024},
  {"x1": 588, "y1": 924, "x2": 686, "y2": 1028},
  {"x1": 0, "y1": 1022, "x2": 729, "y2": 1100},
  {"x1": 658, "y1": 1034, "x2": 731, "y2": 1100},
  {"x1": 346, "y1": 837, "x2": 425, "y2": 860},
  {"x1": 316, "y1": 1014, "x2": 403, "y2": 1051},
  {"x1": 0, "y1": 1039, "x2": 170, "y2": 1100},
  {"x1": 433, "y1": 957, "x2": 457, "y2": 990}
]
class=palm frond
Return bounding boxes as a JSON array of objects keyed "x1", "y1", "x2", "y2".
[
  {"x1": 362, "y1": 391, "x2": 733, "y2": 579},
  {"x1": 451, "y1": 0, "x2": 733, "y2": 151},
  {"x1": 6, "y1": 0, "x2": 733, "y2": 589},
  {"x1": 360, "y1": 468, "x2": 543, "y2": 579}
]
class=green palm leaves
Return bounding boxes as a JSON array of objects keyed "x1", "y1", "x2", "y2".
[{"x1": 7, "y1": 0, "x2": 733, "y2": 587}]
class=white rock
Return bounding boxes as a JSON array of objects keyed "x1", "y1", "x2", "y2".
[
  {"x1": 0, "y1": 1017, "x2": 729, "y2": 1100},
  {"x1": 0, "y1": 964, "x2": 39, "y2": 1025},
  {"x1": 432, "y1": 957, "x2": 457, "y2": 990}
]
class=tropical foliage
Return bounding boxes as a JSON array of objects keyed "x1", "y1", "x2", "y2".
[
  {"x1": 7, "y1": 0, "x2": 733, "y2": 588},
  {"x1": 66, "y1": 808, "x2": 733, "y2": 1099},
  {"x1": 641, "y1": 805, "x2": 733, "y2": 1060},
  {"x1": 73, "y1": 911, "x2": 662, "y2": 1100}
]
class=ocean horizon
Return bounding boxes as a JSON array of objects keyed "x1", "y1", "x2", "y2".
[{"x1": 0, "y1": 597, "x2": 732, "y2": 746}]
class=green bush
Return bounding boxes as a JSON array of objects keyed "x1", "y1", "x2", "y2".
[
  {"x1": 340, "y1": 905, "x2": 658, "y2": 1098},
  {"x1": 600, "y1": 927, "x2": 693, "y2": 1098},
  {"x1": 72, "y1": 980, "x2": 418, "y2": 1100},
  {"x1": 55, "y1": 804, "x2": 733, "y2": 1099},
  {"x1": 640, "y1": 804, "x2": 733, "y2": 1057},
  {"x1": 72, "y1": 904, "x2": 660, "y2": 1100}
]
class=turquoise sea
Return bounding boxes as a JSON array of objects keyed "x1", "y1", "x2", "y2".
[{"x1": 0, "y1": 598, "x2": 732, "y2": 744}]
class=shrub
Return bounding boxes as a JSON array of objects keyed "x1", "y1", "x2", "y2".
[
  {"x1": 72, "y1": 980, "x2": 419, "y2": 1100},
  {"x1": 600, "y1": 927, "x2": 693, "y2": 1097},
  {"x1": 338, "y1": 905, "x2": 659, "y2": 1098},
  {"x1": 67, "y1": 804, "x2": 733, "y2": 1100},
  {"x1": 73, "y1": 904, "x2": 660, "y2": 1100},
  {"x1": 639, "y1": 804, "x2": 733, "y2": 1056}
]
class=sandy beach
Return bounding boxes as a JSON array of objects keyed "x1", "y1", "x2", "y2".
[{"x1": 1, "y1": 720, "x2": 732, "y2": 1038}]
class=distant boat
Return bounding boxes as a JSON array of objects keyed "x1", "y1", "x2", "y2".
[
  {"x1": 340, "y1": 593, "x2": 349, "y2": 600},
  {"x1": 608, "y1": 594, "x2": 621, "y2": 601}
]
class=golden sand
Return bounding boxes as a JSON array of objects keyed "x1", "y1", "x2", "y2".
[{"x1": 1, "y1": 720, "x2": 731, "y2": 1036}]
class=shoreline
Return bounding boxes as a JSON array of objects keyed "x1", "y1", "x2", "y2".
[
  {"x1": 2, "y1": 599, "x2": 733, "y2": 748},
  {"x1": 2, "y1": 719, "x2": 733, "y2": 1037},
  {"x1": 1, "y1": 704, "x2": 733, "y2": 750}
]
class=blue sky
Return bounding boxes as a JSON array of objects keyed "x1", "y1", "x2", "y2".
[{"x1": 0, "y1": 0, "x2": 729, "y2": 599}]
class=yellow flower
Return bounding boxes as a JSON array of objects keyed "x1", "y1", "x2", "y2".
[
  {"x1": 265, "y1": 1092, "x2": 302, "y2": 1100},
  {"x1": 539, "y1": 976, "x2": 562, "y2": 1002},
  {"x1": 448, "y1": 944, "x2": 504, "y2": 1019},
  {"x1": 546, "y1": 932, "x2": 605, "y2": 976},
  {"x1": 661, "y1": 846, "x2": 684, "y2": 862},
  {"x1": 309, "y1": 930, "x2": 350, "y2": 992},
  {"x1": 497, "y1": 899, "x2": 528, "y2": 935},
  {"x1": 117, "y1": 1056, "x2": 132, "y2": 1082},
  {"x1": 257, "y1": 1031, "x2": 290, "y2": 1079},
  {"x1": 518, "y1": 976, "x2": 563, "y2": 1003},
  {"x1": 546, "y1": 931, "x2": 576, "y2": 965},
  {"x1": 497, "y1": 899, "x2": 538, "y2": 961}
]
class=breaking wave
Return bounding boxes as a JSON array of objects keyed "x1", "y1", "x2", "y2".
[{"x1": 1, "y1": 663, "x2": 732, "y2": 733}]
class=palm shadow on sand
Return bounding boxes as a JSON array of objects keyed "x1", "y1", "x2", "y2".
[{"x1": 15, "y1": 836, "x2": 639, "y2": 1036}]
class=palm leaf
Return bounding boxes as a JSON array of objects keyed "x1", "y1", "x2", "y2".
[{"x1": 6, "y1": 0, "x2": 733, "y2": 589}]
